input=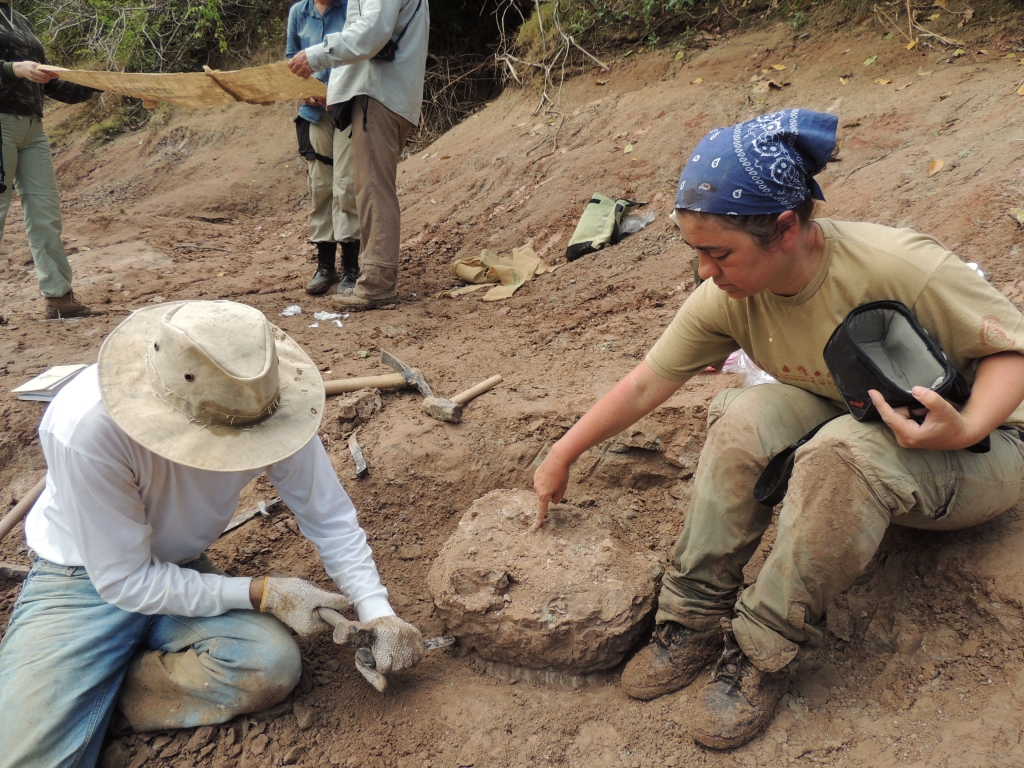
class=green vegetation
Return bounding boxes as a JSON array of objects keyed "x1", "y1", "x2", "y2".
[{"x1": 21, "y1": 0, "x2": 286, "y2": 73}]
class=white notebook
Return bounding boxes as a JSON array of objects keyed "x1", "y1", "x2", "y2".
[{"x1": 12, "y1": 364, "x2": 88, "y2": 401}]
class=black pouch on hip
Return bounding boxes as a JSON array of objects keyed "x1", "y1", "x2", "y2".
[{"x1": 823, "y1": 299, "x2": 988, "y2": 452}]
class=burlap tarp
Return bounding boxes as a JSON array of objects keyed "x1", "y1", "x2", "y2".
[
  {"x1": 37, "y1": 61, "x2": 325, "y2": 108},
  {"x1": 444, "y1": 245, "x2": 552, "y2": 301}
]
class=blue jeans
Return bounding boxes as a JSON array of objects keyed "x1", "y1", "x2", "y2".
[{"x1": 0, "y1": 559, "x2": 301, "y2": 768}]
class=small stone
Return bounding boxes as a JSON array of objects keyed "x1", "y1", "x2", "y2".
[
  {"x1": 826, "y1": 606, "x2": 854, "y2": 642},
  {"x1": 159, "y1": 742, "x2": 181, "y2": 760},
  {"x1": 293, "y1": 702, "x2": 317, "y2": 730},
  {"x1": 250, "y1": 734, "x2": 269, "y2": 755},
  {"x1": 960, "y1": 639, "x2": 981, "y2": 657},
  {"x1": 283, "y1": 745, "x2": 305, "y2": 765},
  {"x1": 398, "y1": 543, "x2": 424, "y2": 560},
  {"x1": 336, "y1": 388, "x2": 382, "y2": 425},
  {"x1": 185, "y1": 725, "x2": 216, "y2": 752}
]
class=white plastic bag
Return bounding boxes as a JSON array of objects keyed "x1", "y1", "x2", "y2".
[
  {"x1": 619, "y1": 210, "x2": 656, "y2": 235},
  {"x1": 722, "y1": 350, "x2": 778, "y2": 387}
]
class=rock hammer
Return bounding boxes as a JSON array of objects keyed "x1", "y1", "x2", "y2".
[{"x1": 423, "y1": 374, "x2": 503, "y2": 423}]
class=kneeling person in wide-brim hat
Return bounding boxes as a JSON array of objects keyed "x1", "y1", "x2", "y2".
[{"x1": 0, "y1": 300, "x2": 422, "y2": 767}]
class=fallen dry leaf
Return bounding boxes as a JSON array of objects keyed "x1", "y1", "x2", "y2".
[
  {"x1": 958, "y1": 7, "x2": 973, "y2": 27},
  {"x1": 928, "y1": 159, "x2": 944, "y2": 176},
  {"x1": 864, "y1": 55, "x2": 878, "y2": 66},
  {"x1": 624, "y1": 143, "x2": 634, "y2": 154},
  {"x1": 896, "y1": 81, "x2": 915, "y2": 91},
  {"x1": 690, "y1": 77, "x2": 704, "y2": 84},
  {"x1": 952, "y1": 48, "x2": 966, "y2": 57},
  {"x1": 842, "y1": 120, "x2": 861, "y2": 128},
  {"x1": 840, "y1": 77, "x2": 849, "y2": 85},
  {"x1": 674, "y1": 51, "x2": 685, "y2": 60},
  {"x1": 906, "y1": 40, "x2": 918, "y2": 50},
  {"x1": 1011, "y1": 209, "x2": 1024, "y2": 227},
  {"x1": 928, "y1": 12, "x2": 941, "y2": 20},
  {"x1": 934, "y1": 0, "x2": 947, "y2": 6},
  {"x1": 1018, "y1": 83, "x2": 1024, "y2": 96},
  {"x1": 939, "y1": 90, "x2": 953, "y2": 99},
  {"x1": 875, "y1": 78, "x2": 893, "y2": 85},
  {"x1": 918, "y1": 69, "x2": 933, "y2": 76},
  {"x1": 771, "y1": 63, "x2": 787, "y2": 70},
  {"x1": 1005, "y1": 53, "x2": 1017, "y2": 59}
]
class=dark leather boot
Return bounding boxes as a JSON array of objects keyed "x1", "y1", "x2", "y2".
[
  {"x1": 306, "y1": 242, "x2": 338, "y2": 295},
  {"x1": 690, "y1": 624, "x2": 794, "y2": 749},
  {"x1": 337, "y1": 240, "x2": 360, "y2": 294},
  {"x1": 620, "y1": 620, "x2": 724, "y2": 700}
]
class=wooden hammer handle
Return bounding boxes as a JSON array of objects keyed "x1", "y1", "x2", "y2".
[
  {"x1": 0, "y1": 476, "x2": 46, "y2": 545},
  {"x1": 324, "y1": 372, "x2": 408, "y2": 396},
  {"x1": 452, "y1": 375, "x2": 503, "y2": 406}
]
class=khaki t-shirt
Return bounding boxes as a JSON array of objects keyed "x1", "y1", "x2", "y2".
[{"x1": 647, "y1": 219, "x2": 1024, "y2": 427}]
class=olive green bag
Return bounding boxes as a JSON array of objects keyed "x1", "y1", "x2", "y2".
[{"x1": 565, "y1": 193, "x2": 642, "y2": 262}]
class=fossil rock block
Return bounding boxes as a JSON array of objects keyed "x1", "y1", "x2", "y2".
[{"x1": 428, "y1": 489, "x2": 661, "y2": 673}]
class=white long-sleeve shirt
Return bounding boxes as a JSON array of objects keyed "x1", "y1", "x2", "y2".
[
  {"x1": 304, "y1": 0, "x2": 429, "y2": 126},
  {"x1": 24, "y1": 365, "x2": 394, "y2": 622}
]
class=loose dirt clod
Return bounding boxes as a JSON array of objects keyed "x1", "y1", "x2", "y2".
[{"x1": 428, "y1": 489, "x2": 661, "y2": 674}]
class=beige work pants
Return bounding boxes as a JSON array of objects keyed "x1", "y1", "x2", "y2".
[
  {"x1": 657, "y1": 384, "x2": 1024, "y2": 673},
  {"x1": 306, "y1": 112, "x2": 359, "y2": 244},
  {"x1": 351, "y1": 97, "x2": 412, "y2": 301}
]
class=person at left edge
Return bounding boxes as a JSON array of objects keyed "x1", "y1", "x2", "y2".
[
  {"x1": 0, "y1": 0, "x2": 98, "y2": 319},
  {"x1": 287, "y1": 0, "x2": 361, "y2": 295}
]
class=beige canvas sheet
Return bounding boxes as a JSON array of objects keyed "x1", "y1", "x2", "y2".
[{"x1": 37, "y1": 61, "x2": 326, "y2": 108}]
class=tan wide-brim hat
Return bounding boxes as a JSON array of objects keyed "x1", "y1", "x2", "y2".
[{"x1": 98, "y1": 300, "x2": 325, "y2": 472}]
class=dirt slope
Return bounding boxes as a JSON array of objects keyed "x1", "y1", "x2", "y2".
[{"x1": 3, "y1": 11, "x2": 1024, "y2": 768}]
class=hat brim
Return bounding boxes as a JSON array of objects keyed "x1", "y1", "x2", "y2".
[{"x1": 98, "y1": 302, "x2": 325, "y2": 472}]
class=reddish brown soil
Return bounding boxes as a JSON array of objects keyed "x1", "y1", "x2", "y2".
[{"x1": 3, "y1": 9, "x2": 1024, "y2": 768}]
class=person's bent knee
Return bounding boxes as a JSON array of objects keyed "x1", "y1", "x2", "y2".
[{"x1": 228, "y1": 614, "x2": 302, "y2": 715}]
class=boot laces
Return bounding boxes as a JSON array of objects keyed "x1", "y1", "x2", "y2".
[
  {"x1": 710, "y1": 636, "x2": 745, "y2": 692},
  {"x1": 653, "y1": 621, "x2": 686, "y2": 649}
]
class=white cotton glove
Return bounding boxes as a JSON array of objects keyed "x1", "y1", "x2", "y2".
[
  {"x1": 353, "y1": 616, "x2": 424, "y2": 692},
  {"x1": 259, "y1": 577, "x2": 350, "y2": 636}
]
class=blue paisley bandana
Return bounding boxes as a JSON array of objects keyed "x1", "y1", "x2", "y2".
[{"x1": 674, "y1": 109, "x2": 839, "y2": 215}]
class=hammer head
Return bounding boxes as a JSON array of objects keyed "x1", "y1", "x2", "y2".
[
  {"x1": 423, "y1": 396, "x2": 462, "y2": 423},
  {"x1": 381, "y1": 350, "x2": 433, "y2": 398}
]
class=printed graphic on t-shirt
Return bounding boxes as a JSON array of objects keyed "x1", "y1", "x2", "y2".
[{"x1": 981, "y1": 315, "x2": 1016, "y2": 351}]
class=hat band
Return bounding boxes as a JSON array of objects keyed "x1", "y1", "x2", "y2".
[{"x1": 145, "y1": 353, "x2": 281, "y2": 428}]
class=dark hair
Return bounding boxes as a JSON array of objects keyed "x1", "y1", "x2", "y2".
[{"x1": 676, "y1": 196, "x2": 816, "y2": 250}]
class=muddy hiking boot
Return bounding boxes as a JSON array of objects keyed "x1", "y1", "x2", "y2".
[
  {"x1": 620, "y1": 620, "x2": 724, "y2": 700},
  {"x1": 337, "y1": 239, "x2": 361, "y2": 294},
  {"x1": 306, "y1": 242, "x2": 339, "y2": 295},
  {"x1": 690, "y1": 623, "x2": 794, "y2": 750},
  {"x1": 44, "y1": 290, "x2": 97, "y2": 320}
]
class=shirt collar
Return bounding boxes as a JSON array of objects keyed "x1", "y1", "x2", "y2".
[{"x1": 303, "y1": 0, "x2": 345, "y2": 16}]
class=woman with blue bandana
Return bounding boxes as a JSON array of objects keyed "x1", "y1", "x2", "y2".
[{"x1": 533, "y1": 108, "x2": 1024, "y2": 748}]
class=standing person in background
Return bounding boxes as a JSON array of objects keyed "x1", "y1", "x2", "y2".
[
  {"x1": 0, "y1": 0, "x2": 97, "y2": 319},
  {"x1": 286, "y1": 0, "x2": 361, "y2": 295},
  {"x1": 288, "y1": 0, "x2": 428, "y2": 312}
]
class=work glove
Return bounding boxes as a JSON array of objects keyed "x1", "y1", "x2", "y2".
[
  {"x1": 350, "y1": 616, "x2": 424, "y2": 692},
  {"x1": 259, "y1": 577, "x2": 350, "y2": 636}
]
